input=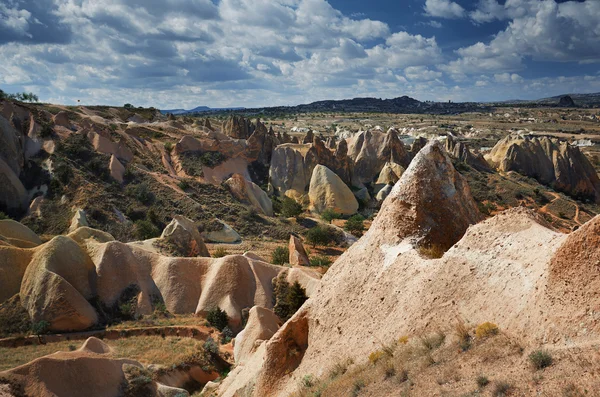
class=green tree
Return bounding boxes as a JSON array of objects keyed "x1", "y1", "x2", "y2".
[
  {"x1": 206, "y1": 307, "x2": 229, "y2": 331},
  {"x1": 305, "y1": 225, "x2": 333, "y2": 248},
  {"x1": 320, "y1": 208, "x2": 342, "y2": 223},
  {"x1": 344, "y1": 214, "x2": 366, "y2": 236},
  {"x1": 134, "y1": 220, "x2": 160, "y2": 240},
  {"x1": 281, "y1": 197, "x2": 303, "y2": 218},
  {"x1": 271, "y1": 246, "x2": 289, "y2": 265}
]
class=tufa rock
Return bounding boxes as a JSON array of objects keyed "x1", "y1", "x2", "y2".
[
  {"x1": 160, "y1": 216, "x2": 210, "y2": 257},
  {"x1": 288, "y1": 235, "x2": 310, "y2": 266},
  {"x1": 308, "y1": 165, "x2": 358, "y2": 216},
  {"x1": 234, "y1": 306, "x2": 281, "y2": 364},
  {"x1": 225, "y1": 174, "x2": 274, "y2": 216}
]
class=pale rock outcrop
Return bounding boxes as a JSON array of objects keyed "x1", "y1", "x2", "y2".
[
  {"x1": 109, "y1": 155, "x2": 125, "y2": 183},
  {"x1": 349, "y1": 128, "x2": 411, "y2": 185},
  {"x1": 234, "y1": 306, "x2": 281, "y2": 364},
  {"x1": 69, "y1": 208, "x2": 89, "y2": 233},
  {"x1": 269, "y1": 144, "x2": 309, "y2": 199},
  {"x1": 0, "y1": 219, "x2": 42, "y2": 247},
  {"x1": 20, "y1": 236, "x2": 98, "y2": 331},
  {"x1": 0, "y1": 337, "x2": 174, "y2": 397},
  {"x1": 90, "y1": 240, "x2": 158, "y2": 314},
  {"x1": 225, "y1": 173, "x2": 274, "y2": 216},
  {"x1": 87, "y1": 131, "x2": 134, "y2": 162},
  {"x1": 486, "y1": 134, "x2": 600, "y2": 201},
  {"x1": 0, "y1": 244, "x2": 33, "y2": 302},
  {"x1": 67, "y1": 227, "x2": 115, "y2": 246},
  {"x1": 201, "y1": 220, "x2": 241, "y2": 243},
  {"x1": 376, "y1": 161, "x2": 405, "y2": 185},
  {"x1": 159, "y1": 216, "x2": 210, "y2": 257},
  {"x1": 288, "y1": 235, "x2": 309, "y2": 266},
  {"x1": 308, "y1": 165, "x2": 358, "y2": 216},
  {"x1": 28, "y1": 196, "x2": 44, "y2": 217},
  {"x1": 223, "y1": 115, "x2": 252, "y2": 139}
]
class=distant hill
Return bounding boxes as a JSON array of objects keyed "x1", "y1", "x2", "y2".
[
  {"x1": 495, "y1": 92, "x2": 600, "y2": 107},
  {"x1": 160, "y1": 106, "x2": 244, "y2": 115},
  {"x1": 197, "y1": 95, "x2": 491, "y2": 116}
]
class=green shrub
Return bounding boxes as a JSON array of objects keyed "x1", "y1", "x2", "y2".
[
  {"x1": 271, "y1": 246, "x2": 289, "y2": 265},
  {"x1": 310, "y1": 255, "x2": 332, "y2": 267},
  {"x1": 178, "y1": 179, "x2": 190, "y2": 190},
  {"x1": 31, "y1": 320, "x2": 50, "y2": 336},
  {"x1": 206, "y1": 307, "x2": 229, "y2": 331},
  {"x1": 492, "y1": 381, "x2": 512, "y2": 397},
  {"x1": 321, "y1": 208, "x2": 342, "y2": 223},
  {"x1": 212, "y1": 247, "x2": 229, "y2": 258},
  {"x1": 0, "y1": 212, "x2": 7, "y2": 220},
  {"x1": 221, "y1": 326, "x2": 234, "y2": 344},
  {"x1": 281, "y1": 197, "x2": 303, "y2": 218},
  {"x1": 127, "y1": 183, "x2": 155, "y2": 205},
  {"x1": 164, "y1": 142, "x2": 173, "y2": 152},
  {"x1": 203, "y1": 336, "x2": 219, "y2": 355},
  {"x1": 39, "y1": 123, "x2": 54, "y2": 138},
  {"x1": 134, "y1": 220, "x2": 160, "y2": 240},
  {"x1": 273, "y1": 275, "x2": 308, "y2": 321},
  {"x1": 123, "y1": 364, "x2": 153, "y2": 397},
  {"x1": 305, "y1": 225, "x2": 333, "y2": 248},
  {"x1": 344, "y1": 214, "x2": 365, "y2": 236},
  {"x1": 476, "y1": 375, "x2": 489, "y2": 388},
  {"x1": 529, "y1": 350, "x2": 553, "y2": 370}
]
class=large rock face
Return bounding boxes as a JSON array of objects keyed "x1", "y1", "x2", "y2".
[
  {"x1": 20, "y1": 236, "x2": 98, "y2": 331},
  {"x1": 372, "y1": 141, "x2": 483, "y2": 250},
  {"x1": 308, "y1": 165, "x2": 358, "y2": 216},
  {"x1": 349, "y1": 128, "x2": 411, "y2": 185},
  {"x1": 269, "y1": 144, "x2": 310, "y2": 199},
  {"x1": 486, "y1": 134, "x2": 600, "y2": 202},
  {"x1": 218, "y1": 144, "x2": 600, "y2": 397},
  {"x1": 225, "y1": 173, "x2": 274, "y2": 216},
  {"x1": 223, "y1": 115, "x2": 253, "y2": 139}
]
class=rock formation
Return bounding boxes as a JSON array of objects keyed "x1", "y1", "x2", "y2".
[
  {"x1": 109, "y1": 154, "x2": 125, "y2": 183},
  {"x1": 0, "y1": 114, "x2": 28, "y2": 211},
  {"x1": 302, "y1": 130, "x2": 314, "y2": 144},
  {"x1": 223, "y1": 115, "x2": 253, "y2": 139},
  {"x1": 225, "y1": 173, "x2": 274, "y2": 216},
  {"x1": 159, "y1": 216, "x2": 210, "y2": 257},
  {"x1": 269, "y1": 144, "x2": 309, "y2": 199},
  {"x1": 349, "y1": 128, "x2": 411, "y2": 185},
  {"x1": 308, "y1": 165, "x2": 358, "y2": 216},
  {"x1": 288, "y1": 235, "x2": 309, "y2": 266},
  {"x1": 0, "y1": 337, "x2": 187, "y2": 397},
  {"x1": 217, "y1": 144, "x2": 600, "y2": 397},
  {"x1": 20, "y1": 236, "x2": 99, "y2": 331},
  {"x1": 234, "y1": 306, "x2": 281, "y2": 364},
  {"x1": 375, "y1": 161, "x2": 405, "y2": 185},
  {"x1": 445, "y1": 135, "x2": 491, "y2": 172},
  {"x1": 486, "y1": 134, "x2": 600, "y2": 202},
  {"x1": 201, "y1": 220, "x2": 241, "y2": 244},
  {"x1": 69, "y1": 209, "x2": 89, "y2": 233}
]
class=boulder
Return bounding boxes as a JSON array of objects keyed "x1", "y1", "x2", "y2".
[
  {"x1": 201, "y1": 220, "x2": 241, "y2": 244},
  {"x1": 109, "y1": 155, "x2": 125, "y2": 183},
  {"x1": 225, "y1": 173, "x2": 274, "y2": 216},
  {"x1": 0, "y1": 219, "x2": 42, "y2": 247},
  {"x1": 486, "y1": 134, "x2": 600, "y2": 202},
  {"x1": 69, "y1": 208, "x2": 89, "y2": 233},
  {"x1": 376, "y1": 161, "x2": 404, "y2": 185},
  {"x1": 20, "y1": 236, "x2": 98, "y2": 331},
  {"x1": 308, "y1": 165, "x2": 358, "y2": 216},
  {"x1": 234, "y1": 306, "x2": 281, "y2": 364},
  {"x1": 28, "y1": 196, "x2": 44, "y2": 217},
  {"x1": 159, "y1": 216, "x2": 210, "y2": 257},
  {"x1": 288, "y1": 235, "x2": 309, "y2": 266}
]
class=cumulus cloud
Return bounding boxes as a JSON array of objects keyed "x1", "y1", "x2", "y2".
[
  {"x1": 441, "y1": 0, "x2": 600, "y2": 79},
  {"x1": 424, "y1": 0, "x2": 466, "y2": 19}
]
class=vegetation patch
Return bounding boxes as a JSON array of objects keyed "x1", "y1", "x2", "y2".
[{"x1": 272, "y1": 273, "x2": 308, "y2": 321}]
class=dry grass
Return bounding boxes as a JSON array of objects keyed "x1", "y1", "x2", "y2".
[
  {"x1": 0, "y1": 335, "x2": 210, "y2": 371},
  {"x1": 106, "y1": 314, "x2": 204, "y2": 330}
]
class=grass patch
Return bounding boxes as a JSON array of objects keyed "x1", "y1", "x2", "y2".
[{"x1": 529, "y1": 350, "x2": 553, "y2": 370}]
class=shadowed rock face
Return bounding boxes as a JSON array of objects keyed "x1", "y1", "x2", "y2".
[
  {"x1": 350, "y1": 128, "x2": 411, "y2": 186},
  {"x1": 445, "y1": 135, "x2": 491, "y2": 172},
  {"x1": 223, "y1": 115, "x2": 253, "y2": 139},
  {"x1": 486, "y1": 134, "x2": 600, "y2": 202}
]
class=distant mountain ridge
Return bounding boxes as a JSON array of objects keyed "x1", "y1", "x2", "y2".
[{"x1": 160, "y1": 105, "x2": 245, "y2": 115}]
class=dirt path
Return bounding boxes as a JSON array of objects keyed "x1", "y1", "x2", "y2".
[{"x1": 0, "y1": 325, "x2": 217, "y2": 349}]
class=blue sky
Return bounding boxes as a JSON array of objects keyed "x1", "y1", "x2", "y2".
[{"x1": 0, "y1": 0, "x2": 599, "y2": 108}]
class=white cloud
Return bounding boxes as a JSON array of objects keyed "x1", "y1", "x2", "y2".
[
  {"x1": 424, "y1": 0, "x2": 466, "y2": 19},
  {"x1": 405, "y1": 66, "x2": 442, "y2": 81},
  {"x1": 494, "y1": 73, "x2": 523, "y2": 84}
]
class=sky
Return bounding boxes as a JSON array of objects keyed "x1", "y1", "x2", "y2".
[{"x1": 0, "y1": 0, "x2": 599, "y2": 109}]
